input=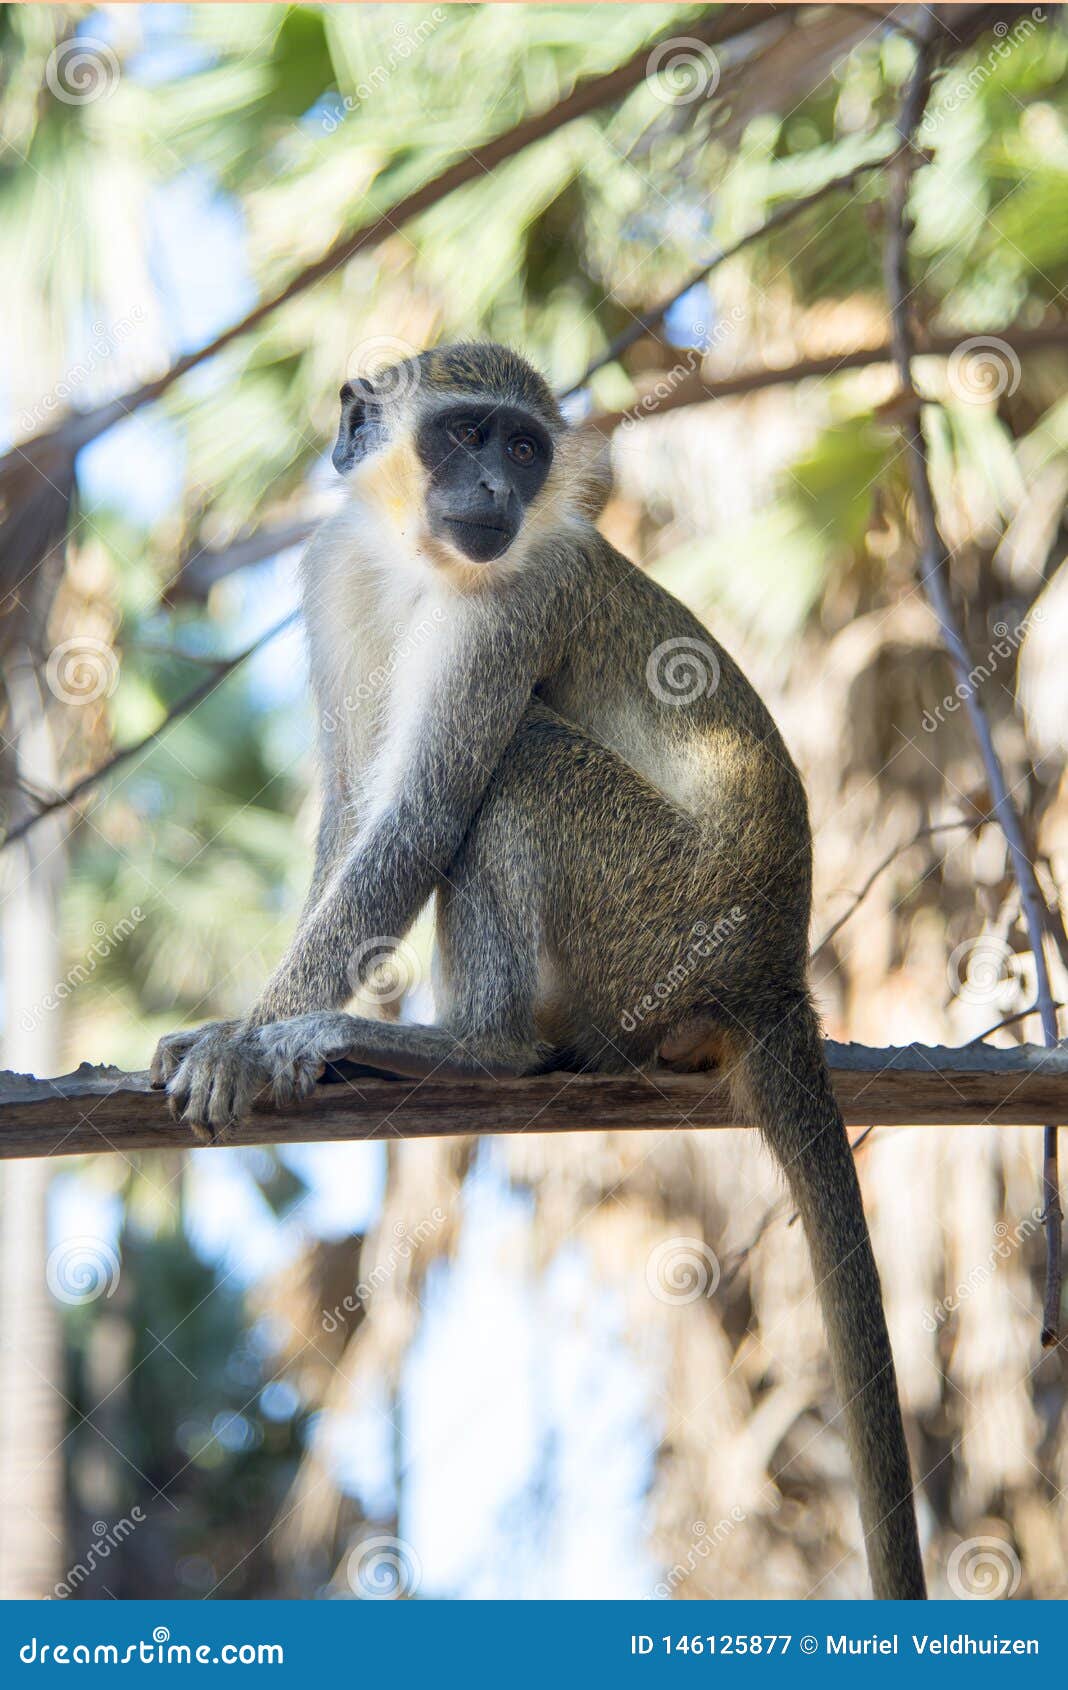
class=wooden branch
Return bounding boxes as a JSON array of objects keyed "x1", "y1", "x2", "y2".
[
  {"x1": 883, "y1": 16, "x2": 1063, "y2": 1343},
  {"x1": 3, "y1": 1042, "x2": 1068, "y2": 1162},
  {"x1": 171, "y1": 516, "x2": 317, "y2": 603}
]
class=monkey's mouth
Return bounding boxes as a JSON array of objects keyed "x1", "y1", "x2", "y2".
[{"x1": 442, "y1": 516, "x2": 515, "y2": 561}]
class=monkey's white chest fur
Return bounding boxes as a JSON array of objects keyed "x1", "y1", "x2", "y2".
[{"x1": 302, "y1": 503, "x2": 458, "y2": 823}]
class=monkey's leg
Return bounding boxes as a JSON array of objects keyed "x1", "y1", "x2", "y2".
[{"x1": 255, "y1": 1006, "x2": 545, "y2": 1106}]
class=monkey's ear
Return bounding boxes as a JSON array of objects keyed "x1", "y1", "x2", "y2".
[{"x1": 332, "y1": 377, "x2": 377, "y2": 474}]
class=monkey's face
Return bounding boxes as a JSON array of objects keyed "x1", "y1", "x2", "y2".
[
  {"x1": 414, "y1": 403, "x2": 553, "y2": 563},
  {"x1": 331, "y1": 353, "x2": 597, "y2": 576}
]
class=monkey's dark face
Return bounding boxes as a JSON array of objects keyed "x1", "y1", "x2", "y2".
[{"x1": 415, "y1": 403, "x2": 554, "y2": 562}]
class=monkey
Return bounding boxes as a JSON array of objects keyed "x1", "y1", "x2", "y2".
[{"x1": 151, "y1": 341, "x2": 926, "y2": 1600}]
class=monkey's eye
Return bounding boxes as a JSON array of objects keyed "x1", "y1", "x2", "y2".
[
  {"x1": 447, "y1": 420, "x2": 483, "y2": 450},
  {"x1": 507, "y1": 435, "x2": 538, "y2": 467}
]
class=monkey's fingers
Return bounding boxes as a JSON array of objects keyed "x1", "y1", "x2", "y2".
[
  {"x1": 167, "y1": 1040, "x2": 266, "y2": 1144},
  {"x1": 151, "y1": 1030, "x2": 202, "y2": 1089},
  {"x1": 164, "y1": 1074, "x2": 216, "y2": 1145},
  {"x1": 269, "y1": 1054, "x2": 326, "y2": 1109},
  {"x1": 256, "y1": 1014, "x2": 354, "y2": 1106},
  {"x1": 150, "y1": 1020, "x2": 236, "y2": 1089},
  {"x1": 179, "y1": 1111, "x2": 217, "y2": 1149}
]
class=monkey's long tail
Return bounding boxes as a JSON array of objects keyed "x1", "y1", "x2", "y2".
[{"x1": 734, "y1": 1001, "x2": 927, "y2": 1600}]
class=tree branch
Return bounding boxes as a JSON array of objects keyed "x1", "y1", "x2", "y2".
[
  {"x1": 2, "y1": 1040, "x2": 1067, "y2": 1161},
  {"x1": 966, "y1": 1002, "x2": 1065, "y2": 1047},
  {"x1": 170, "y1": 517, "x2": 318, "y2": 603},
  {"x1": 7, "y1": 6, "x2": 783, "y2": 466},
  {"x1": 590, "y1": 319, "x2": 1068, "y2": 432},
  {"x1": 172, "y1": 319, "x2": 1068, "y2": 600},
  {"x1": 883, "y1": 15, "x2": 1063, "y2": 1345}
]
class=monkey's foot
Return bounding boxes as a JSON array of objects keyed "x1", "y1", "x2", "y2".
[
  {"x1": 255, "y1": 1013, "x2": 362, "y2": 1106},
  {"x1": 163, "y1": 1025, "x2": 268, "y2": 1145}
]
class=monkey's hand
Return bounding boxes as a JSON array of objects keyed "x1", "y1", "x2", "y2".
[
  {"x1": 150, "y1": 1020, "x2": 240, "y2": 1090},
  {"x1": 255, "y1": 1013, "x2": 361, "y2": 1107},
  {"x1": 153, "y1": 1022, "x2": 268, "y2": 1145}
]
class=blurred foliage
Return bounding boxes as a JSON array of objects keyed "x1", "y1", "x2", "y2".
[{"x1": 63, "y1": 1218, "x2": 310, "y2": 1596}]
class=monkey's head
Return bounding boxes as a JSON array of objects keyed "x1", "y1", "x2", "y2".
[{"x1": 332, "y1": 342, "x2": 610, "y2": 575}]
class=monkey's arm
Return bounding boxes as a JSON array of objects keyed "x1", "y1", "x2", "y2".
[
  {"x1": 149, "y1": 772, "x2": 356, "y2": 1091},
  {"x1": 252, "y1": 611, "x2": 546, "y2": 1021},
  {"x1": 158, "y1": 598, "x2": 552, "y2": 1136}
]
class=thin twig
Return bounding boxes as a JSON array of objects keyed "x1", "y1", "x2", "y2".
[
  {"x1": 883, "y1": 15, "x2": 1062, "y2": 1344},
  {"x1": 561, "y1": 149, "x2": 899, "y2": 397},
  {"x1": 723, "y1": 1123, "x2": 879, "y2": 1281},
  {"x1": 1, "y1": 612, "x2": 299, "y2": 848},
  {"x1": 811, "y1": 818, "x2": 976, "y2": 959},
  {"x1": 967, "y1": 1002, "x2": 1065, "y2": 1048}
]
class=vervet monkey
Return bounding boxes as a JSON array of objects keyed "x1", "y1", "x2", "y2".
[{"x1": 152, "y1": 342, "x2": 925, "y2": 1599}]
